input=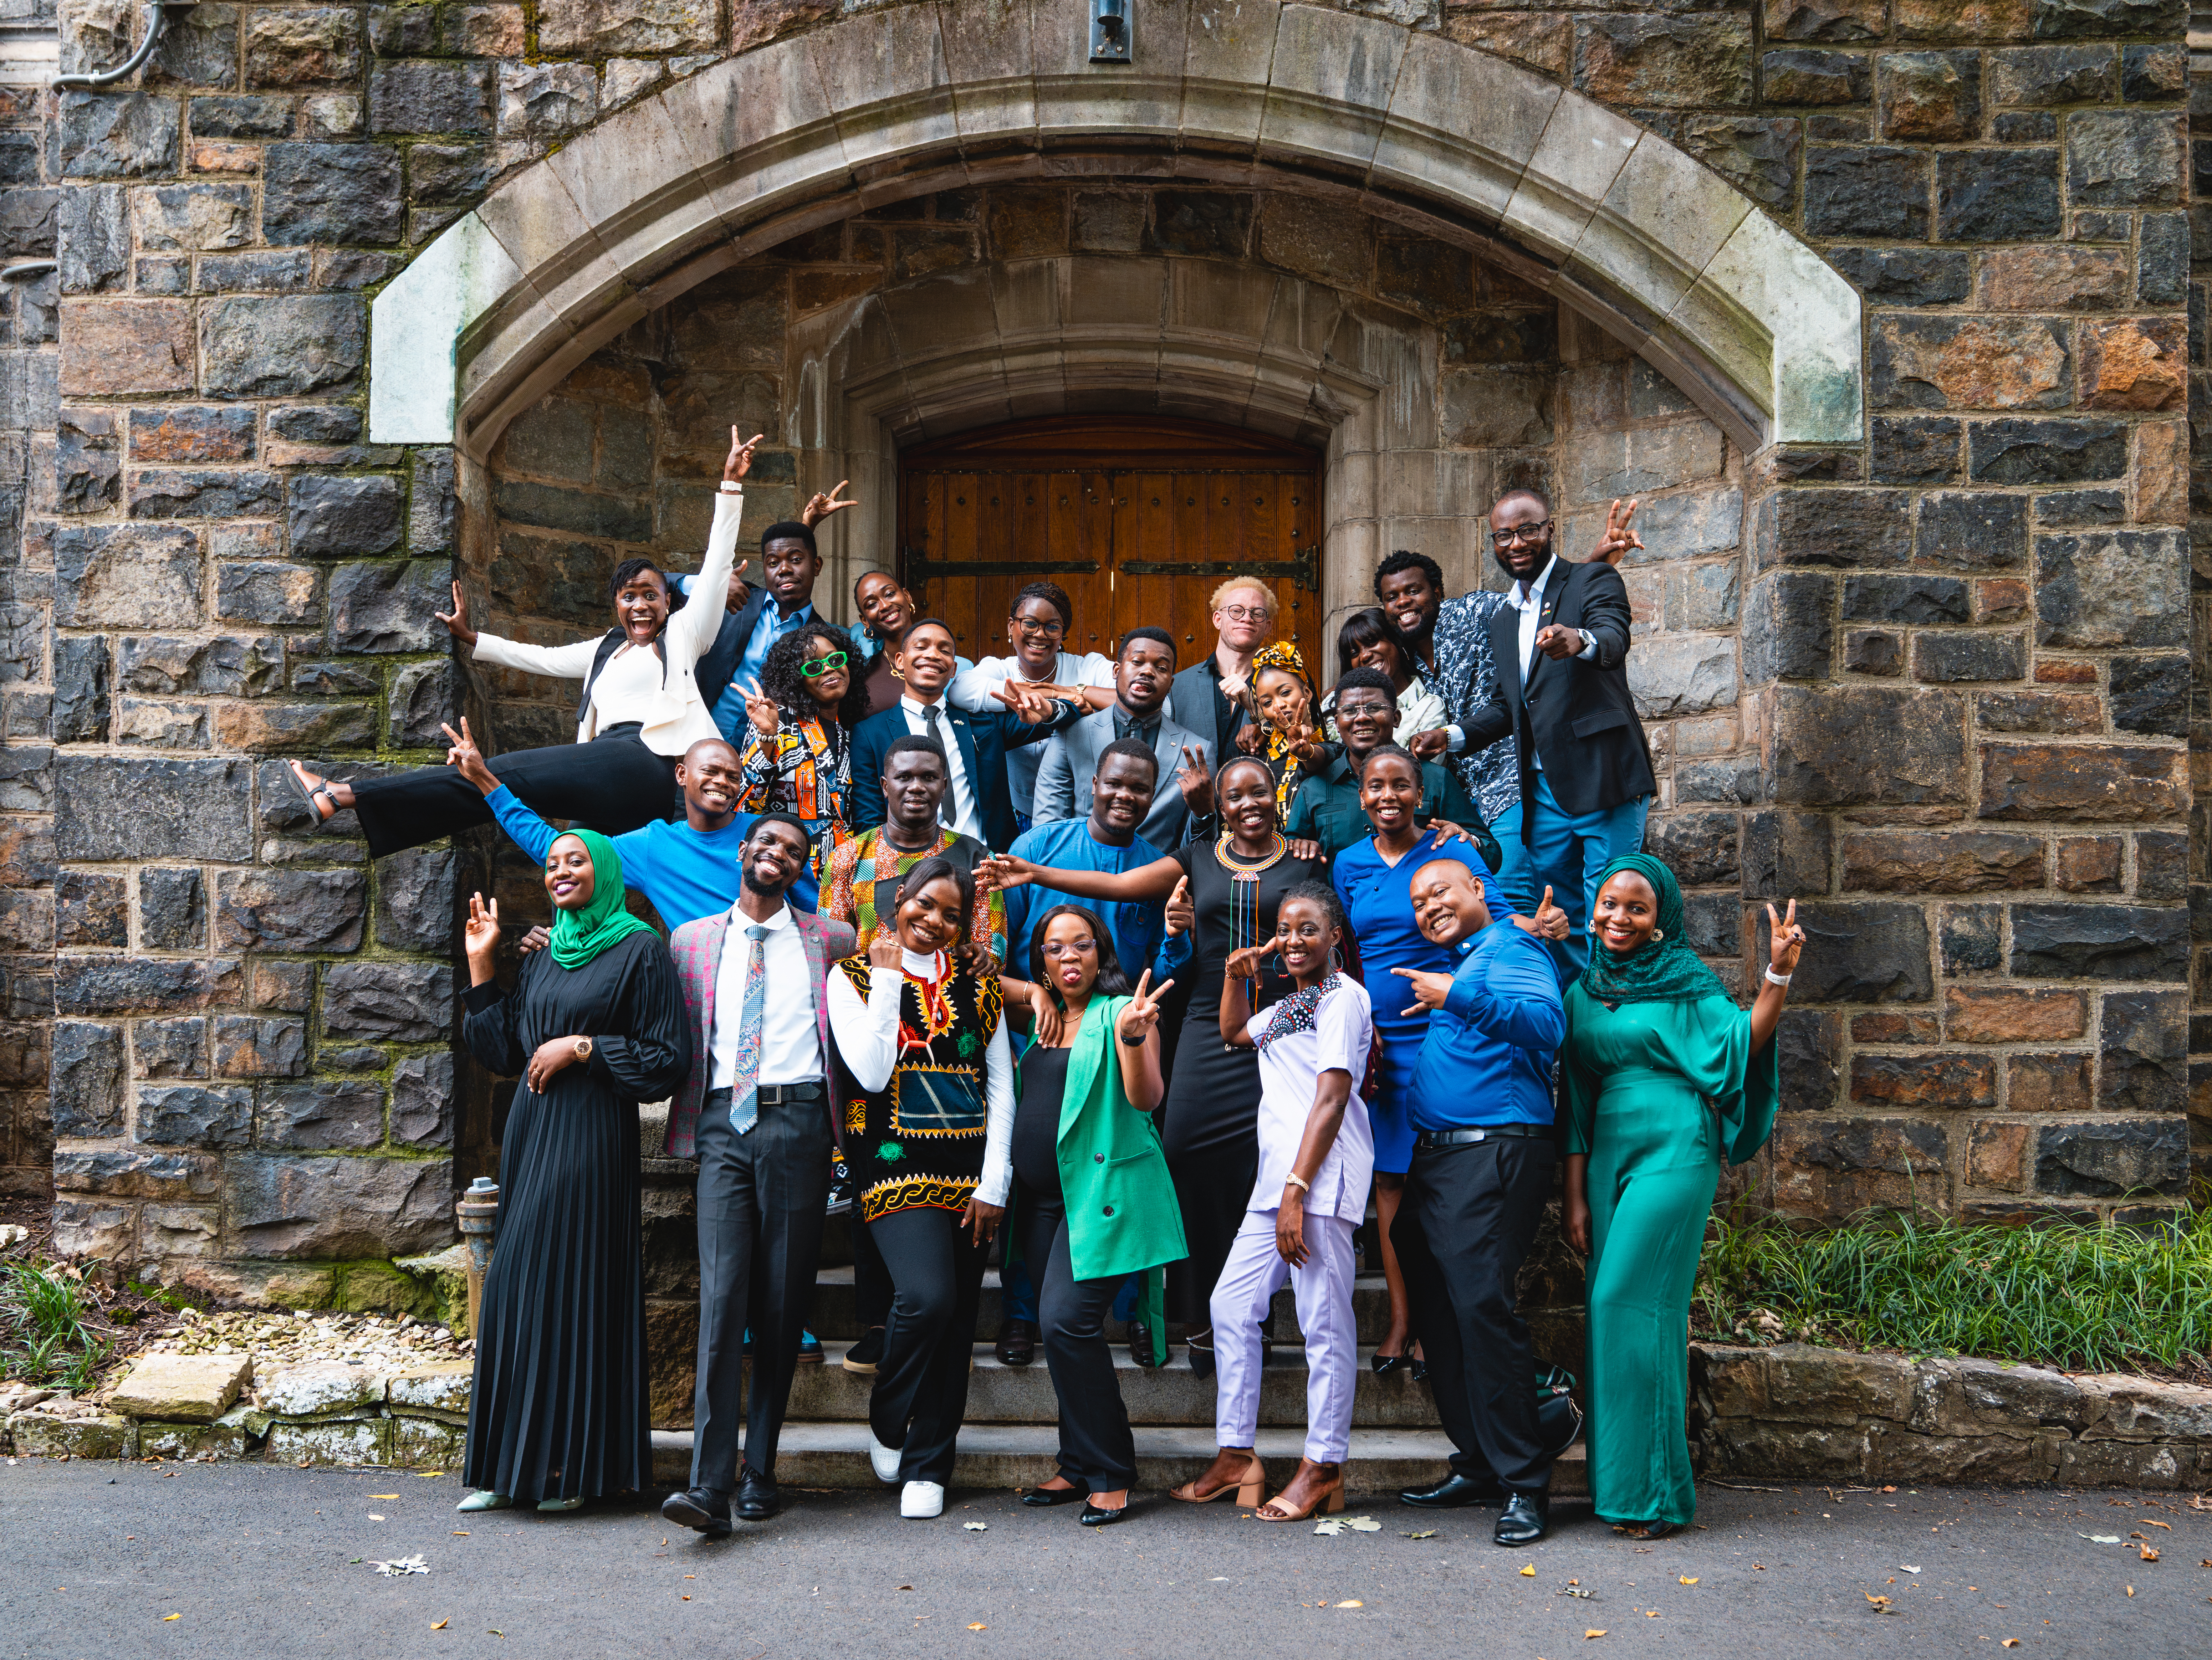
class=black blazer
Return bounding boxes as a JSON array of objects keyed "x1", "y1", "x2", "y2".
[
  {"x1": 1167, "y1": 659, "x2": 1249, "y2": 761},
  {"x1": 693, "y1": 586, "x2": 773, "y2": 720},
  {"x1": 847, "y1": 698, "x2": 1073, "y2": 853},
  {"x1": 1461, "y1": 559, "x2": 1655, "y2": 825}
]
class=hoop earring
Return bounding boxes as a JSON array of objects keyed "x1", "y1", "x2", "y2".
[{"x1": 1327, "y1": 945, "x2": 1345, "y2": 975}]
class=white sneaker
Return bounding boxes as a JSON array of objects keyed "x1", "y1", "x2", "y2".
[
  {"x1": 900, "y1": 1480, "x2": 945, "y2": 1519},
  {"x1": 869, "y1": 1435, "x2": 903, "y2": 1484}
]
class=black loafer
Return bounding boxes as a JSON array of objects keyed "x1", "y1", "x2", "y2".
[
  {"x1": 995, "y1": 1319, "x2": 1037, "y2": 1367},
  {"x1": 1021, "y1": 1481, "x2": 1089, "y2": 1508},
  {"x1": 842, "y1": 1326, "x2": 886, "y2": 1375},
  {"x1": 1399, "y1": 1472, "x2": 1505, "y2": 1509},
  {"x1": 1494, "y1": 1490, "x2": 1549, "y2": 1547},
  {"x1": 735, "y1": 1465, "x2": 780, "y2": 1522},
  {"x1": 1079, "y1": 1500, "x2": 1129, "y2": 1527},
  {"x1": 661, "y1": 1486, "x2": 732, "y2": 1536},
  {"x1": 1127, "y1": 1321, "x2": 1161, "y2": 1368}
]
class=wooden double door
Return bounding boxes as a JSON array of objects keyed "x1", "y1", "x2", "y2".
[{"x1": 898, "y1": 416, "x2": 1323, "y2": 673}]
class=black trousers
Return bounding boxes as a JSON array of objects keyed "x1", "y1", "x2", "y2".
[
  {"x1": 690, "y1": 1085, "x2": 831, "y2": 1491},
  {"x1": 865, "y1": 1206, "x2": 989, "y2": 1486},
  {"x1": 851, "y1": 1209, "x2": 893, "y2": 1329},
  {"x1": 1165, "y1": 1143, "x2": 1258, "y2": 1331},
  {"x1": 1393, "y1": 1136, "x2": 1556, "y2": 1494},
  {"x1": 350, "y1": 725, "x2": 679, "y2": 858},
  {"x1": 1020, "y1": 1198, "x2": 1135, "y2": 1491}
]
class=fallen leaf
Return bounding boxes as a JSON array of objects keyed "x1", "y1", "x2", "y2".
[
  {"x1": 681, "y1": 1596, "x2": 690, "y2": 1602},
  {"x1": 1336, "y1": 1600, "x2": 1363, "y2": 1608},
  {"x1": 432, "y1": 1620, "x2": 448, "y2": 1630},
  {"x1": 2126, "y1": 1587, "x2": 2134, "y2": 1597},
  {"x1": 368, "y1": 1514, "x2": 386, "y2": 1521},
  {"x1": 1900, "y1": 1565, "x2": 1921, "y2": 1574},
  {"x1": 683, "y1": 1574, "x2": 695, "y2": 1580},
  {"x1": 2002, "y1": 1643, "x2": 2019, "y2": 1649},
  {"x1": 2139, "y1": 1545, "x2": 2159, "y2": 1562},
  {"x1": 1208, "y1": 1577, "x2": 1230, "y2": 1581},
  {"x1": 1403, "y1": 1530, "x2": 1438, "y2": 1540},
  {"x1": 452, "y1": 1531, "x2": 469, "y2": 1536},
  {"x1": 488, "y1": 1630, "x2": 504, "y2": 1638},
  {"x1": 1521, "y1": 1564, "x2": 1537, "y2": 1577},
  {"x1": 1679, "y1": 1576, "x2": 1698, "y2": 1585},
  {"x1": 969, "y1": 1624, "x2": 988, "y2": 1631},
  {"x1": 897, "y1": 1585, "x2": 914, "y2": 1592},
  {"x1": 2079, "y1": 1534, "x2": 2122, "y2": 1544},
  {"x1": 1585, "y1": 1631, "x2": 1606, "y2": 1640},
  {"x1": 162, "y1": 1614, "x2": 180, "y2": 1622},
  {"x1": 418, "y1": 1471, "x2": 442, "y2": 1478},
  {"x1": 2143, "y1": 1520, "x2": 2172, "y2": 1530},
  {"x1": 963, "y1": 1521, "x2": 988, "y2": 1531},
  {"x1": 369, "y1": 1494, "x2": 400, "y2": 1500}
]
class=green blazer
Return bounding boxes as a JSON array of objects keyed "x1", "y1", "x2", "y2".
[{"x1": 1011, "y1": 997, "x2": 1189, "y2": 1361}]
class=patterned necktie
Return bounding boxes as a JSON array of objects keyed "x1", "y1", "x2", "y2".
[
  {"x1": 728, "y1": 923, "x2": 770, "y2": 1134},
  {"x1": 921, "y1": 703, "x2": 955, "y2": 828}
]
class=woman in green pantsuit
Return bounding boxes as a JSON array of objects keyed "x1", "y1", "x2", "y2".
[{"x1": 1561, "y1": 854, "x2": 1805, "y2": 1538}]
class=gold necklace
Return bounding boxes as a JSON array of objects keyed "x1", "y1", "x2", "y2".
[{"x1": 1214, "y1": 831, "x2": 1288, "y2": 876}]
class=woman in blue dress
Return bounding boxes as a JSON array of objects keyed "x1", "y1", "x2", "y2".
[{"x1": 1330, "y1": 745, "x2": 1560, "y2": 1373}]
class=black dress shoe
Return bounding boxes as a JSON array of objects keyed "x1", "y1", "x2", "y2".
[
  {"x1": 1127, "y1": 1321, "x2": 1160, "y2": 1368},
  {"x1": 735, "y1": 1465, "x2": 781, "y2": 1521},
  {"x1": 1399, "y1": 1472, "x2": 1506, "y2": 1509},
  {"x1": 995, "y1": 1319, "x2": 1037, "y2": 1367},
  {"x1": 1079, "y1": 1500, "x2": 1129, "y2": 1527},
  {"x1": 1021, "y1": 1480, "x2": 1089, "y2": 1507},
  {"x1": 842, "y1": 1326, "x2": 886, "y2": 1375},
  {"x1": 661, "y1": 1486, "x2": 732, "y2": 1536},
  {"x1": 1493, "y1": 1490, "x2": 1549, "y2": 1547}
]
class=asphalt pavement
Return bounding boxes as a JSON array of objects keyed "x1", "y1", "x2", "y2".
[{"x1": 3, "y1": 1460, "x2": 2206, "y2": 1659}]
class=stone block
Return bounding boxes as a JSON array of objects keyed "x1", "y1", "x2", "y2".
[
  {"x1": 538, "y1": 0, "x2": 716, "y2": 55},
  {"x1": 241, "y1": 9, "x2": 361, "y2": 85},
  {"x1": 1978, "y1": 744, "x2": 2183, "y2": 824},
  {"x1": 2010, "y1": 903, "x2": 2187, "y2": 980},
  {"x1": 9, "y1": 1410, "x2": 133, "y2": 1460},
  {"x1": 188, "y1": 96, "x2": 294, "y2": 138},
  {"x1": 1936, "y1": 149, "x2": 2061, "y2": 241},
  {"x1": 323, "y1": 962, "x2": 453, "y2": 1042},
  {"x1": 1842, "y1": 830, "x2": 2043, "y2": 894},
  {"x1": 58, "y1": 299, "x2": 191, "y2": 396},
  {"x1": 2077, "y1": 317, "x2": 2184, "y2": 412},
  {"x1": 201, "y1": 295, "x2": 364, "y2": 397},
  {"x1": 217, "y1": 563, "x2": 320, "y2": 626},
  {"x1": 115, "y1": 636, "x2": 279, "y2": 700},
  {"x1": 1842, "y1": 629, "x2": 1899, "y2": 674},
  {"x1": 57, "y1": 184, "x2": 127, "y2": 293},
  {"x1": 1870, "y1": 416, "x2": 1959, "y2": 485},
  {"x1": 262, "y1": 142, "x2": 400, "y2": 246},
  {"x1": 286, "y1": 475, "x2": 402, "y2": 558},
  {"x1": 2034, "y1": 1118, "x2": 2187, "y2": 1198},
  {"x1": 53, "y1": 408, "x2": 120, "y2": 513},
  {"x1": 1976, "y1": 246, "x2": 2129, "y2": 312},
  {"x1": 387, "y1": 661, "x2": 459, "y2": 748},
  {"x1": 138, "y1": 1412, "x2": 260, "y2": 1460},
  {"x1": 326, "y1": 560, "x2": 451, "y2": 654},
  {"x1": 372, "y1": 849, "x2": 457, "y2": 953},
  {"x1": 498, "y1": 63, "x2": 598, "y2": 140},
  {"x1": 2051, "y1": 835, "x2": 2121, "y2": 893},
  {"x1": 2053, "y1": 1438, "x2": 2195, "y2": 1489},
  {"x1": 251, "y1": 961, "x2": 315, "y2": 1015},
  {"x1": 1841, "y1": 572, "x2": 1967, "y2": 624},
  {"x1": 211, "y1": 1016, "x2": 308, "y2": 1080},
  {"x1": 1877, "y1": 51, "x2": 1979, "y2": 141},
  {"x1": 53, "y1": 637, "x2": 111, "y2": 745},
  {"x1": 369, "y1": 61, "x2": 491, "y2": 137},
  {"x1": 1643, "y1": 814, "x2": 1739, "y2": 889},
  {"x1": 57, "y1": 872, "x2": 128, "y2": 949},
  {"x1": 1439, "y1": 368, "x2": 1551, "y2": 448},
  {"x1": 266, "y1": 1416, "x2": 391, "y2": 1465},
  {"x1": 1783, "y1": 900, "x2": 1933, "y2": 1003},
  {"x1": 0, "y1": 746, "x2": 55, "y2": 812},
  {"x1": 1756, "y1": 487, "x2": 1913, "y2": 571},
  {"x1": 2107, "y1": 657, "x2": 2184, "y2": 739},
  {"x1": 223, "y1": 1152, "x2": 454, "y2": 1258},
  {"x1": 1575, "y1": 14, "x2": 1753, "y2": 108},
  {"x1": 387, "y1": 1415, "x2": 466, "y2": 1469},
  {"x1": 1872, "y1": 315, "x2": 2068, "y2": 411},
  {"x1": 129, "y1": 405, "x2": 257, "y2": 463},
  {"x1": 1989, "y1": 45, "x2": 2116, "y2": 106},
  {"x1": 50, "y1": 1198, "x2": 138, "y2": 1261},
  {"x1": 2065, "y1": 109, "x2": 2185, "y2": 208},
  {"x1": 49, "y1": 1021, "x2": 124, "y2": 1138},
  {"x1": 1945, "y1": 987, "x2": 2087, "y2": 1044},
  {"x1": 1764, "y1": 0, "x2": 1884, "y2": 41},
  {"x1": 2099, "y1": 988, "x2": 2185, "y2": 1112},
  {"x1": 56, "y1": 958, "x2": 240, "y2": 1019},
  {"x1": 1850, "y1": 1052, "x2": 1995, "y2": 1110},
  {"x1": 257, "y1": 1079, "x2": 385, "y2": 1151},
  {"x1": 59, "y1": 92, "x2": 180, "y2": 178},
  {"x1": 128, "y1": 469, "x2": 282, "y2": 521},
  {"x1": 1967, "y1": 418, "x2": 2126, "y2": 485},
  {"x1": 492, "y1": 479, "x2": 651, "y2": 543},
  {"x1": 139, "y1": 868, "x2": 206, "y2": 951},
  {"x1": 387, "y1": 1361, "x2": 471, "y2": 1418},
  {"x1": 2134, "y1": 212, "x2": 2187, "y2": 307},
  {"x1": 1912, "y1": 631, "x2": 2024, "y2": 684},
  {"x1": 1771, "y1": 1116, "x2": 1950, "y2": 1219},
  {"x1": 135, "y1": 1082, "x2": 251, "y2": 1149},
  {"x1": 1769, "y1": 685, "x2": 1963, "y2": 809},
  {"x1": 106, "y1": 1353, "x2": 251, "y2": 1422},
  {"x1": 210, "y1": 700, "x2": 376, "y2": 753},
  {"x1": 1912, "y1": 492, "x2": 2027, "y2": 573},
  {"x1": 131, "y1": 183, "x2": 252, "y2": 251},
  {"x1": 2077, "y1": 1374, "x2": 2212, "y2": 1443},
  {"x1": 134, "y1": 1018, "x2": 207, "y2": 1079},
  {"x1": 270, "y1": 405, "x2": 362, "y2": 445},
  {"x1": 389, "y1": 1051, "x2": 454, "y2": 1149},
  {"x1": 1826, "y1": 247, "x2": 1969, "y2": 308},
  {"x1": 2034, "y1": 529, "x2": 2185, "y2": 650},
  {"x1": 1741, "y1": 571, "x2": 1830, "y2": 683},
  {"x1": 55, "y1": 757, "x2": 251, "y2": 861},
  {"x1": 113, "y1": 697, "x2": 209, "y2": 749},
  {"x1": 2121, "y1": 42, "x2": 2185, "y2": 100},
  {"x1": 1761, "y1": 48, "x2": 1868, "y2": 104}
]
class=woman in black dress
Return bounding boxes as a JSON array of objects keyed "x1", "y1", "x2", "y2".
[
  {"x1": 454, "y1": 829, "x2": 691, "y2": 1513},
  {"x1": 979, "y1": 755, "x2": 1325, "y2": 1375}
]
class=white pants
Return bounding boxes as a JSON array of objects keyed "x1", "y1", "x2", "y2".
[{"x1": 1209, "y1": 1208, "x2": 1358, "y2": 1466}]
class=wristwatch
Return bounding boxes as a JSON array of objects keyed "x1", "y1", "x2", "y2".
[{"x1": 573, "y1": 1036, "x2": 594, "y2": 1063}]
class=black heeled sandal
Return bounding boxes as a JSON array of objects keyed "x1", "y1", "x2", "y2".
[
  {"x1": 285, "y1": 759, "x2": 341, "y2": 826},
  {"x1": 1372, "y1": 1350, "x2": 1410, "y2": 1377},
  {"x1": 1186, "y1": 1331, "x2": 1216, "y2": 1380}
]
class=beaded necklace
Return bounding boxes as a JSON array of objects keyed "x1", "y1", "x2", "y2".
[{"x1": 1217, "y1": 832, "x2": 1289, "y2": 1006}]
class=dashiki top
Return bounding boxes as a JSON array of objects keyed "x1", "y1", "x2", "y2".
[
  {"x1": 738, "y1": 714, "x2": 852, "y2": 877},
  {"x1": 836, "y1": 954, "x2": 1007, "y2": 1223}
]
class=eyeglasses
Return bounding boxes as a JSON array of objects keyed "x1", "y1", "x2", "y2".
[
  {"x1": 801, "y1": 651, "x2": 848, "y2": 677},
  {"x1": 1217, "y1": 604, "x2": 1271, "y2": 622},
  {"x1": 1491, "y1": 521, "x2": 1551, "y2": 546},
  {"x1": 1012, "y1": 614, "x2": 1066, "y2": 636},
  {"x1": 1038, "y1": 937, "x2": 1097, "y2": 958}
]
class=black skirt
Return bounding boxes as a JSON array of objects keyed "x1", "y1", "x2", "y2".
[{"x1": 350, "y1": 725, "x2": 680, "y2": 859}]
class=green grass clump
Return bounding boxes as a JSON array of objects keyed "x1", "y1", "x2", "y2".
[
  {"x1": 1695, "y1": 1203, "x2": 2212, "y2": 1379},
  {"x1": 1, "y1": 1260, "x2": 114, "y2": 1393}
]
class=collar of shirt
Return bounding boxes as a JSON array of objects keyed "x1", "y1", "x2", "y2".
[
  {"x1": 901, "y1": 693, "x2": 948, "y2": 718},
  {"x1": 1509, "y1": 556, "x2": 1559, "y2": 613},
  {"x1": 729, "y1": 900, "x2": 793, "y2": 934},
  {"x1": 1112, "y1": 706, "x2": 1160, "y2": 743},
  {"x1": 761, "y1": 597, "x2": 813, "y2": 630}
]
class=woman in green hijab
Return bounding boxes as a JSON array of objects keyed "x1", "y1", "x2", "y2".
[
  {"x1": 1560, "y1": 854, "x2": 1805, "y2": 1537},
  {"x1": 455, "y1": 830, "x2": 691, "y2": 1513}
]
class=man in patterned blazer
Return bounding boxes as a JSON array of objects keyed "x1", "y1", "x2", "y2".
[{"x1": 662, "y1": 813, "x2": 857, "y2": 1535}]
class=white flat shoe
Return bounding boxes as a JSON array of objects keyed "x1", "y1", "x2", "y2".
[
  {"x1": 900, "y1": 1481, "x2": 945, "y2": 1519},
  {"x1": 869, "y1": 1435, "x2": 902, "y2": 1484},
  {"x1": 455, "y1": 1491, "x2": 512, "y2": 1512}
]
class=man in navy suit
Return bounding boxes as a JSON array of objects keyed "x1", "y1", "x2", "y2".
[
  {"x1": 1416, "y1": 487, "x2": 1654, "y2": 972},
  {"x1": 846, "y1": 618, "x2": 1077, "y2": 852}
]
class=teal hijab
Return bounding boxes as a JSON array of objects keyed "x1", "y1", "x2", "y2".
[
  {"x1": 1578, "y1": 853, "x2": 1728, "y2": 1005},
  {"x1": 547, "y1": 830, "x2": 655, "y2": 970}
]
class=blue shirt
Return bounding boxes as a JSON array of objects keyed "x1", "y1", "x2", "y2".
[
  {"x1": 486, "y1": 786, "x2": 756, "y2": 930},
  {"x1": 1406, "y1": 921, "x2": 1565, "y2": 1132},
  {"x1": 1001, "y1": 818, "x2": 1191, "y2": 986}
]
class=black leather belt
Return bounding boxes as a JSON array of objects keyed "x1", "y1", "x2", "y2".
[
  {"x1": 1415, "y1": 1124, "x2": 1550, "y2": 1148},
  {"x1": 706, "y1": 1081, "x2": 825, "y2": 1105}
]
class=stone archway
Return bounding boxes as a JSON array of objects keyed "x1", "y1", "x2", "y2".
[{"x1": 366, "y1": 0, "x2": 1862, "y2": 462}]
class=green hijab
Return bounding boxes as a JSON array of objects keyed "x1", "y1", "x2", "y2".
[
  {"x1": 547, "y1": 830, "x2": 655, "y2": 970},
  {"x1": 1578, "y1": 852, "x2": 1729, "y2": 1006}
]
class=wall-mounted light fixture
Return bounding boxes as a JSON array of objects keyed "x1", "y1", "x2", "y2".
[{"x1": 1090, "y1": 0, "x2": 1131, "y2": 64}]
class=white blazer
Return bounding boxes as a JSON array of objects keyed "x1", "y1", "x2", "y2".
[{"x1": 469, "y1": 486, "x2": 744, "y2": 757}]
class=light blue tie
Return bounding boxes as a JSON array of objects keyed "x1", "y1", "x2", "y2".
[{"x1": 728, "y1": 924, "x2": 769, "y2": 1134}]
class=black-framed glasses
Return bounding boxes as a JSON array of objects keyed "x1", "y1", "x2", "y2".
[
  {"x1": 1012, "y1": 614, "x2": 1066, "y2": 636},
  {"x1": 1491, "y1": 521, "x2": 1551, "y2": 546},
  {"x1": 801, "y1": 651, "x2": 848, "y2": 677}
]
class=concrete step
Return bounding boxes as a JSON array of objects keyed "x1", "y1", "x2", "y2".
[
  {"x1": 781, "y1": 1341, "x2": 1446, "y2": 1429},
  {"x1": 650, "y1": 1423, "x2": 1587, "y2": 1496}
]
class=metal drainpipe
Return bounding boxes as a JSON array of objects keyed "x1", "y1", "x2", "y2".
[
  {"x1": 51, "y1": 0, "x2": 195, "y2": 91},
  {"x1": 2, "y1": 260, "x2": 57, "y2": 281}
]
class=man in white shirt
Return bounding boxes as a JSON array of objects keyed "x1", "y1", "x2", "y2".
[
  {"x1": 661, "y1": 814, "x2": 857, "y2": 1535},
  {"x1": 949, "y1": 579, "x2": 1117, "y2": 833}
]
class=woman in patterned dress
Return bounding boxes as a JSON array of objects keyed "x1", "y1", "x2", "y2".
[{"x1": 735, "y1": 621, "x2": 868, "y2": 905}]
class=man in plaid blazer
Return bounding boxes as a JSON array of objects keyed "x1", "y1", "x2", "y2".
[{"x1": 662, "y1": 813, "x2": 856, "y2": 1535}]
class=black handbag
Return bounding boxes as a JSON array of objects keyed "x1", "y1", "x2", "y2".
[{"x1": 1536, "y1": 1363, "x2": 1584, "y2": 1458}]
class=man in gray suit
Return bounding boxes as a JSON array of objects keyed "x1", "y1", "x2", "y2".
[{"x1": 1032, "y1": 627, "x2": 1214, "y2": 850}]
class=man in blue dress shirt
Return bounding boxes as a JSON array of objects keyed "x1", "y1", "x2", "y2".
[
  {"x1": 1389, "y1": 856, "x2": 1567, "y2": 1548},
  {"x1": 678, "y1": 520, "x2": 825, "y2": 740}
]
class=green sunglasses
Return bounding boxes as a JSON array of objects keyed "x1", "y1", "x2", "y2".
[{"x1": 801, "y1": 650, "x2": 849, "y2": 678}]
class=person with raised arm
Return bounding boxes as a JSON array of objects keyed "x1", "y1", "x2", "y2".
[
  {"x1": 1560, "y1": 859, "x2": 1800, "y2": 1539},
  {"x1": 949, "y1": 580, "x2": 1118, "y2": 834},
  {"x1": 1032, "y1": 627, "x2": 1214, "y2": 851},
  {"x1": 1284, "y1": 668, "x2": 1488, "y2": 862},
  {"x1": 453, "y1": 835, "x2": 690, "y2": 1515},
  {"x1": 286, "y1": 428, "x2": 763, "y2": 857},
  {"x1": 733, "y1": 620, "x2": 870, "y2": 909}
]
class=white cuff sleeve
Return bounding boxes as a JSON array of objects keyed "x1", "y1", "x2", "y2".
[{"x1": 976, "y1": 1017, "x2": 1015, "y2": 1207}]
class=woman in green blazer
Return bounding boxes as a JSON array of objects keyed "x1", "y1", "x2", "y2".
[{"x1": 1010, "y1": 904, "x2": 1187, "y2": 1526}]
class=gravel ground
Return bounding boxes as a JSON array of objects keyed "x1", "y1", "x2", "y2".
[{"x1": 3, "y1": 1460, "x2": 2207, "y2": 1659}]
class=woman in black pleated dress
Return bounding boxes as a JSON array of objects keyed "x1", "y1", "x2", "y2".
[{"x1": 455, "y1": 828, "x2": 690, "y2": 1513}]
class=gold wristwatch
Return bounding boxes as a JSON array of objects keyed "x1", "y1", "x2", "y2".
[{"x1": 573, "y1": 1036, "x2": 593, "y2": 1063}]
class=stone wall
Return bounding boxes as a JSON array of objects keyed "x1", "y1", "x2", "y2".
[{"x1": 0, "y1": 0, "x2": 2201, "y2": 1290}]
